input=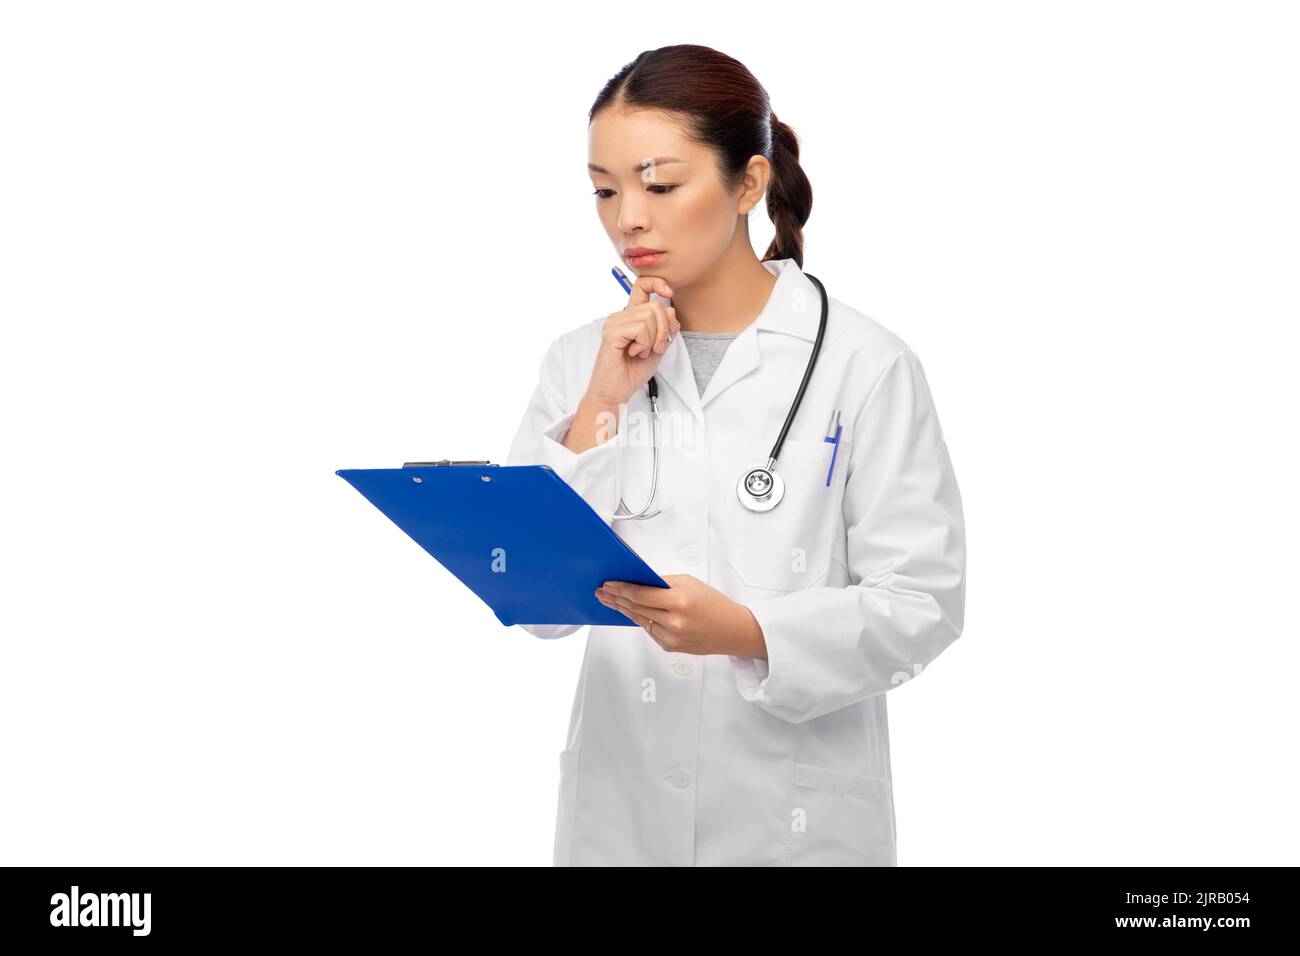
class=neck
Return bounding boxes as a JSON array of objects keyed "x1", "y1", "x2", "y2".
[{"x1": 671, "y1": 244, "x2": 778, "y2": 334}]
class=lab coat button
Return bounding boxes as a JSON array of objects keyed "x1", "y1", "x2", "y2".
[
  {"x1": 666, "y1": 767, "x2": 691, "y2": 789},
  {"x1": 671, "y1": 657, "x2": 693, "y2": 676}
]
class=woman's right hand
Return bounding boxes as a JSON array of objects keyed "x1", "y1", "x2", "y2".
[{"x1": 586, "y1": 275, "x2": 680, "y2": 406}]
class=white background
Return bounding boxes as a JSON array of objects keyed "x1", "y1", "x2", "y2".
[{"x1": 2, "y1": 1, "x2": 1296, "y2": 866}]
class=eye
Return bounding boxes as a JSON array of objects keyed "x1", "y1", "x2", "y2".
[{"x1": 591, "y1": 185, "x2": 678, "y2": 199}]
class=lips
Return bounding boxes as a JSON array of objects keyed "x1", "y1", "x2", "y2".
[{"x1": 624, "y1": 248, "x2": 665, "y2": 267}]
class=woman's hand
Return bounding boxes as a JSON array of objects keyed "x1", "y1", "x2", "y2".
[
  {"x1": 586, "y1": 275, "x2": 681, "y2": 407},
  {"x1": 595, "y1": 575, "x2": 768, "y2": 659}
]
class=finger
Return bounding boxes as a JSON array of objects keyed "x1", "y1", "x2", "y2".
[
  {"x1": 596, "y1": 587, "x2": 637, "y2": 618},
  {"x1": 600, "y1": 592, "x2": 649, "y2": 620},
  {"x1": 652, "y1": 305, "x2": 674, "y2": 353},
  {"x1": 597, "y1": 593, "x2": 662, "y2": 640},
  {"x1": 625, "y1": 274, "x2": 674, "y2": 309},
  {"x1": 595, "y1": 588, "x2": 636, "y2": 621},
  {"x1": 637, "y1": 304, "x2": 674, "y2": 356},
  {"x1": 598, "y1": 590, "x2": 672, "y2": 634},
  {"x1": 600, "y1": 582, "x2": 660, "y2": 621},
  {"x1": 626, "y1": 312, "x2": 656, "y2": 358},
  {"x1": 603, "y1": 580, "x2": 674, "y2": 610},
  {"x1": 640, "y1": 308, "x2": 666, "y2": 356}
]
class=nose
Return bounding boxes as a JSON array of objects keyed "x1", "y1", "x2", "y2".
[{"x1": 616, "y1": 194, "x2": 649, "y2": 234}]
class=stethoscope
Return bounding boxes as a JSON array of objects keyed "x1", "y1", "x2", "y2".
[{"x1": 613, "y1": 272, "x2": 828, "y2": 520}]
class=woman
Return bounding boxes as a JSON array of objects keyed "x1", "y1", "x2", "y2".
[{"x1": 506, "y1": 44, "x2": 966, "y2": 866}]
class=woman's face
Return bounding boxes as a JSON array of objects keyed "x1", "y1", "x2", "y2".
[{"x1": 587, "y1": 108, "x2": 766, "y2": 287}]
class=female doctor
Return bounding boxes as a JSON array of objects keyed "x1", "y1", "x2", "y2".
[{"x1": 506, "y1": 44, "x2": 966, "y2": 867}]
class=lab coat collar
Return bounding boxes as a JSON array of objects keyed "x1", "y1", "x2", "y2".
[
  {"x1": 654, "y1": 257, "x2": 822, "y2": 423},
  {"x1": 749, "y1": 257, "x2": 823, "y2": 344}
]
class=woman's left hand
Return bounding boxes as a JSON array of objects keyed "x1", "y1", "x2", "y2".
[{"x1": 595, "y1": 575, "x2": 767, "y2": 659}]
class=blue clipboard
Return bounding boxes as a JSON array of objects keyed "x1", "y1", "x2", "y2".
[{"x1": 337, "y1": 462, "x2": 668, "y2": 627}]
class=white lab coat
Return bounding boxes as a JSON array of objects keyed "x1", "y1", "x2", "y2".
[{"x1": 505, "y1": 257, "x2": 965, "y2": 866}]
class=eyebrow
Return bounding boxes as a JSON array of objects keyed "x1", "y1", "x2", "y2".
[{"x1": 587, "y1": 156, "x2": 686, "y2": 175}]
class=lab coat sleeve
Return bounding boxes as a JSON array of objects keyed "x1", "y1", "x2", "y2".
[
  {"x1": 504, "y1": 333, "x2": 627, "y2": 639},
  {"x1": 731, "y1": 346, "x2": 966, "y2": 723}
]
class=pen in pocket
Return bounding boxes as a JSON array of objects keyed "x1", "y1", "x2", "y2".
[{"x1": 824, "y1": 409, "x2": 842, "y2": 486}]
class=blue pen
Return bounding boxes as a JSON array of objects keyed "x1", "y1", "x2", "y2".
[
  {"x1": 612, "y1": 266, "x2": 633, "y2": 294},
  {"x1": 824, "y1": 409, "x2": 842, "y2": 486}
]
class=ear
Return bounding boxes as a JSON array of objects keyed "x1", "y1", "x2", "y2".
[{"x1": 736, "y1": 154, "x2": 771, "y2": 215}]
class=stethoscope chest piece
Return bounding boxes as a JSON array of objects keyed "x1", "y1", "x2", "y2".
[{"x1": 737, "y1": 466, "x2": 785, "y2": 512}]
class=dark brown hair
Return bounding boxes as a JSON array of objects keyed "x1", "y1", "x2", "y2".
[{"x1": 589, "y1": 44, "x2": 813, "y2": 267}]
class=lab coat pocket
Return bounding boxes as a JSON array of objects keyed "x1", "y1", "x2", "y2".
[
  {"x1": 789, "y1": 762, "x2": 896, "y2": 866},
  {"x1": 553, "y1": 747, "x2": 581, "y2": 867},
  {"x1": 722, "y1": 436, "x2": 845, "y2": 593}
]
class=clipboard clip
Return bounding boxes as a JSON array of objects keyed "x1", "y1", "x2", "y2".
[{"x1": 402, "y1": 459, "x2": 499, "y2": 467}]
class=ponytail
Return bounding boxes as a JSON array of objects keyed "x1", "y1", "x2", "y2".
[{"x1": 762, "y1": 112, "x2": 813, "y2": 268}]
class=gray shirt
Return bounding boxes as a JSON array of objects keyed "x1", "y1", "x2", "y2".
[{"x1": 679, "y1": 330, "x2": 740, "y2": 397}]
